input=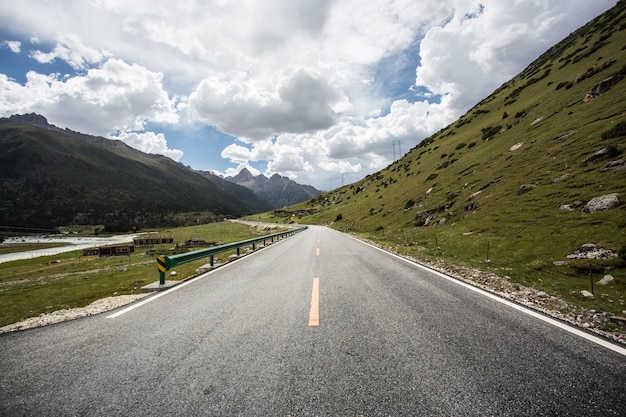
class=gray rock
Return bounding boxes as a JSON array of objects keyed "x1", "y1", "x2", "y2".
[
  {"x1": 518, "y1": 184, "x2": 536, "y2": 195},
  {"x1": 567, "y1": 243, "x2": 618, "y2": 259},
  {"x1": 602, "y1": 159, "x2": 625, "y2": 171},
  {"x1": 597, "y1": 275, "x2": 615, "y2": 286},
  {"x1": 582, "y1": 193, "x2": 619, "y2": 213},
  {"x1": 582, "y1": 147, "x2": 612, "y2": 166},
  {"x1": 581, "y1": 290, "x2": 595, "y2": 298},
  {"x1": 559, "y1": 201, "x2": 583, "y2": 211},
  {"x1": 552, "y1": 173, "x2": 569, "y2": 183}
]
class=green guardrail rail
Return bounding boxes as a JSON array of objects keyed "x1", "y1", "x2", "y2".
[{"x1": 156, "y1": 226, "x2": 307, "y2": 285}]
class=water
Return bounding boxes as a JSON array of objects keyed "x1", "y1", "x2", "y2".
[{"x1": 0, "y1": 234, "x2": 138, "y2": 264}]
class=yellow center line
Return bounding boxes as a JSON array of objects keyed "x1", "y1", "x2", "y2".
[{"x1": 308, "y1": 277, "x2": 320, "y2": 326}]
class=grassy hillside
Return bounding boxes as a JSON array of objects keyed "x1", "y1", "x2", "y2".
[
  {"x1": 259, "y1": 3, "x2": 626, "y2": 320},
  {"x1": 0, "y1": 122, "x2": 273, "y2": 230}
]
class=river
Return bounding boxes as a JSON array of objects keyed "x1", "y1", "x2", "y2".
[{"x1": 0, "y1": 234, "x2": 138, "y2": 264}]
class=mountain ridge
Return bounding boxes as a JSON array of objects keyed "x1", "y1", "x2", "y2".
[
  {"x1": 0, "y1": 115, "x2": 273, "y2": 230},
  {"x1": 224, "y1": 167, "x2": 322, "y2": 208}
]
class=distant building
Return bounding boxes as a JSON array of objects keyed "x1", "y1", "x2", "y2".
[
  {"x1": 133, "y1": 237, "x2": 174, "y2": 246},
  {"x1": 83, "y1": 245, "x2": 135, "y2": 257}
]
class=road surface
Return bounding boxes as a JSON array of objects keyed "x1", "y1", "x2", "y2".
[{"x1": 1, "y1": 226, "x2": 625, "y2": 416}]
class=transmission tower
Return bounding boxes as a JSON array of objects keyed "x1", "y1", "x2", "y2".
[{"x1": 392, "y1": 140, "x2": 402, "y2": 161}]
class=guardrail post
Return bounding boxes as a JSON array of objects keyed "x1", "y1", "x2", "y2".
[
  {"x1": 157, "y1": 256, "x2": 167, "y2": 285},
  {"x1": 237, "y1": 247, "x2": 240, "y2": 256},
  {"x1": 252, "y1": 242, "x2": 256, "y2": 251},
  {"x1": 210, "y1": 254, "x2": 214, "y2": 267}
]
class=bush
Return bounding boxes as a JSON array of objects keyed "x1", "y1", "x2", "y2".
[
  {"x1": 481, "y1": 125, "x2": 502, "y2": 141},
  {"x1": 426, "y1": 173, "x2": 438, "y2": 182},
  {"x1": 601, "y1": 121, "x2": 626, "y2": 140},
  {"x1": 335, "y1": 213, "x2": 343, "y2": 221}
]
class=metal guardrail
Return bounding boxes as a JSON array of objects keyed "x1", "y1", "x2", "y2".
[{"x1": 156, "y1": 226, "x2": 307, "y2": 285}]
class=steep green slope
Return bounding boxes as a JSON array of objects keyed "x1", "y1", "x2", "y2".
[
  {"x1": 0, "y1": 123, "x2": 273, "y2": 229},
  {"x1": 266, "y1": 2, "x2": 626, "y2": 318}
]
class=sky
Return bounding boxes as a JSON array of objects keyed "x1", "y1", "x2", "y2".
[{"x1": 0, "y1": 0, "x2": 616, "y2": 191}]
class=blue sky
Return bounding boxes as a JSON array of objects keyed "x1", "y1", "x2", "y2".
[{"x1": 0, "y1": 0, "x2": 615, "y2": 190}]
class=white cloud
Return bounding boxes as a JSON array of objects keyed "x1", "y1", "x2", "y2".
[
  {"x1": 0, "y1": 0, "x2": 617, "y2": 190},
  {"x1": 29, "y1": 33, "x2": 110, "y2": 70},
  {"x1": 113, "y1": 131, "x2": 183, "y2": 161},
  {"x1": 0, "y1": 58, "x2": 178, "y2": 136},
  {"x1": 188, "y1": 68, "x2": 344, "y2": 142},
  {"x1": 3, "y1": 40, "x2": 21, "y2": 53}
]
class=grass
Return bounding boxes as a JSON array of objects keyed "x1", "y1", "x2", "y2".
[
  {"x1": 0, "y1": 221, "x2": 287, "y2": 327},
  {"x1": 249, "y1": 5, "x2": 626, "y2": 332}
]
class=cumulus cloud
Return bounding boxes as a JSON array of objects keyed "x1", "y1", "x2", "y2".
[
  {"x1": 415, "y1": 0, "x2": 610, "y2": 113},
  {"x1": 188, "y1": 68, "x2": 343, "y2": 142},
  {"x1": 0, "y1": 58, "x2": 178, "y2": 136},
  {"x1": 0, "y1": 0, "x2": 616, "y2": 190},
  {"x1": 30, "y1": 33, "x2": 110, "y2": 70},
  {"x1": 113, "y1": 131, "x2": 183, "y2": 161},
  {"x1": 3, "y1": 40, "x2": 21, "y2": 53}
]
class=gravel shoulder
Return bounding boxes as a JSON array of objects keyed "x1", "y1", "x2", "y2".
[{"x1": 0, "y1": 294, "x2": 149, "y2": 333}]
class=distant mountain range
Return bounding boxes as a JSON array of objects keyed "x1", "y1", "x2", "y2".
[
  {"x1": 223, "y1": 168, "x2": 322, "y2": 208},
  {"x1": 0, "y1": 114, "x2": 275, "y2": 230}
]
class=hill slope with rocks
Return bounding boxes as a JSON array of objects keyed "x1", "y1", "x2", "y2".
[{"x1": 263, "y1": 1, "x2": 626, "y2": 337}]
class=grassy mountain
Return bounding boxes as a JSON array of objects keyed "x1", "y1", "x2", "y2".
[
  {"x1": 263, "y1": 2, "x2": 626, "y2": 318},
  {"x1": 0, "y1": 115, "x2": 273, "y2": 230}
]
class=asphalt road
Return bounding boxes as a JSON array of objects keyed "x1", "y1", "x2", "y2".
[{"x1": 1, "y1": 226, "x2": 625, "y2": 416}]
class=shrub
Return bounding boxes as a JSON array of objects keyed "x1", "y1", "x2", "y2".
[
  {"x1": 601, "y1": 121, "x2": 626, "y2": 140},
  {"x1": 455, "y1": 142, "x2": 467, "y2": 150},
  {"x1": 555, "y1": 81, "x2": 569, "y2": 90},
  {"x1": 481, "y1": 125, "x2": 502, "y2": 141},
  {"x1": 335, "y1": 213, "x2": 343, "y2": 221}
]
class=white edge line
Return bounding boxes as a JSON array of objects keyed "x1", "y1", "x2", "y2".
[
  {"x1": 345, "y1": 233, "x2": 626, "y2": 357},
  {"x1": 107, "y1": 233, "x2": 301, "y2": 319}
]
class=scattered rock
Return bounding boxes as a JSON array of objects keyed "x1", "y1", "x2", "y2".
[
  {"x1": 582, "y1": 146, "x2": 623, "y2": 166},
  {"x1": 554, "y1": 132, "x2": 576, "y2": 141},
  {"x1": 582, "y1": 193, "x2": 619, "y2": 213},
  {"x1": 509, "y1": 142, "x2": 523, "y2": 151},
  {"x1": 469, "y1": 190, "x2": 482, "y2": 199},
  {"x1": 597, "y1": 275, "x2": 615, "y2": 286},
  {"x1": 553, "y1": 261, "x2": 569, "y2": 266},
  {"x1": 551, "y1": 173, "x2": 569, "y2": 183},
  {"x1": 581, "y1": 290, "x2": 595, "y2": 298},
  {"x1": 518, "y1": 184, "x2": 536, "y2": 195},
  {"x1": 567, "y1": 243, "x2": 618, "y2": 260},
  {"x1": 170, "y1": 271, "x2": 177, "y2": 276},
  {"x1": 602, "y1": 159, "x2": 625, "y2": 171},
  {"x1": 559, "y1": 201, "x2": 583, "y2": 211}
]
